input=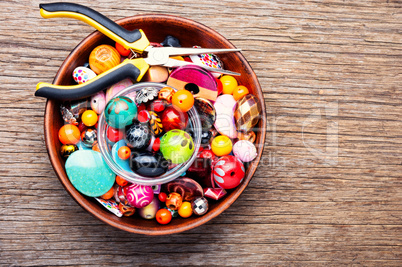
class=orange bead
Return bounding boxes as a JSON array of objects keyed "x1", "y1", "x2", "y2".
[
  {"x1": 89, "y1": 44, "x2": 121, "y2": 74},
  {"x1": 115, "y1": 42, "x2": 131, "y2": 57},
  {"x1": 178, "y1": 201, "x2": 193, "y2": 218},
  {"x1": 156, "y1": 208, "x2": 172, "y2": 224},
  {"x1": 81, "y1": 110, "x2": 98, "y2": 127},
  {"x1": 101, "y1": 186, "x2": 114, "y2": 200},
  {"x1": 172, "y1": 90, "x2": 194, "y2": 112},
  {"x1": 233, "y1": 85, "x2": 250, "y2": 101},
  {"x1": 58, "y1": 124, "x2": 80, "y2": 145},
  {"x1": 115, "y1": 175, "x2": 129, "y2": 187},
  {"x1": 118, "y1": 146, "x2": 131, "y2": 160}
]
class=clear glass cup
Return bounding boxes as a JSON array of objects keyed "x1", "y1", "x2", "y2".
[{"x1": 97, "y1": 82, "x2": 202, "y2": 186}]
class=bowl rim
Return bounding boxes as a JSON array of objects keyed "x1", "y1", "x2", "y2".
[{"x1": 44, "y1": 14, "x2": 267, "y2": 235}]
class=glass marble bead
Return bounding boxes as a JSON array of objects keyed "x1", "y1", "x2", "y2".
[
  {"x1": 104, "y1": 96, "x2": 137, "y2": 129},
  {"x1": 59, "y1": 124, "x2": 81, "y2": 145},
  {"x1": 125, "y1": 122, "x2": 151, "y2": 150},
  {"x1": 161, "y1": 105, "x2": 188, "y2": 131},
  {"x1": 156, "y1": 208, "x2": 173, "y2": 224},
  {"x1": 117, "y1": 146, "x2": 131, "y2": 160},
  {"x1": 160, "y1": 129, "x2": 194, "y2": 164}
]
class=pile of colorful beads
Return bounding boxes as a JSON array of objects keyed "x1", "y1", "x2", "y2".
[{"x1": 58, "y1": 35, "x2": 262, "y2": 224}]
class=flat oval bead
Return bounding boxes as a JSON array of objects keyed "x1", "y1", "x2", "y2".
[{"x1": 65, "y1": 150, "x2": 115, "y2": 197}]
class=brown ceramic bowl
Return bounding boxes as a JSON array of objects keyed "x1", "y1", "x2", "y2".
[{"x1": 44, "y1": 14, "x2": 266, "y2": 235}]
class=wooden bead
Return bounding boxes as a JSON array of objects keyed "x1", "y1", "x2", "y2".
[{"x1": 89, "y1": 44, "x2": 121, "y2": 74}]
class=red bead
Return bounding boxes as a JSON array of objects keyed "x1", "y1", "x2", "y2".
[
  {"x1": 137, "y1": 103, "x2": 146, "y2": 112},
  {"x1": 161, "y1": 106, "x2": 188, "y2": 131},
  {"x1": 152, "y1": 138, "x2": 161, "y2": 152},
  {"x1": 216, "y1": 78, "x2": 223, "y2": 95},
  {"x1": 107, "y1": 126, "x2": 124, "y2": 142},
  {"x1": 213, "y1": 155, "x2": 245, "y2": 189},
  {"x1": 137, "y1": 110, "x2": 151, "y2": 123},
  {"x1": 147, "y1": 99, "x2": 167, "y2": 113},
  {"x1": 158, "y1": 192, "x2": 168, "y2": 202},
  {"x1": 77, "y1": 121, "x2": 87, "y2": 132}
]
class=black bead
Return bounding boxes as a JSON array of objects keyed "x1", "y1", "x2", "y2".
[{"x1": 130, "y1": 151, "x2": 169, "y2": 177}]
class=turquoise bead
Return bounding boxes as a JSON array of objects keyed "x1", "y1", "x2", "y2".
[
  {"x1": 104, "y1": 96, "x2": 137, "y2": 129},
  {"x1": 65, "y1": 150, "x2": 115, "y2": 197}
]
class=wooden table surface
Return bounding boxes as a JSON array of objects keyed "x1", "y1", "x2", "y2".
[{"x1": 1, "y1": 0, "x2": 401, "y2": 265}]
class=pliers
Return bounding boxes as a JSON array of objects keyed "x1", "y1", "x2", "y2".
[{"x1": 35, "y1": 3, "x2": 241, "y2": 100}]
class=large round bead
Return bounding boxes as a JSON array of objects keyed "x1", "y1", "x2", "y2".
[
  {"x1": 213, "y1": 155, "x2": 245, "y2": 189},
  {"x1": 89, "y1": 44, "x2": 121, "y2": 74},
  {"x1": 161, "y1": 106, "x2": 188, "y2": 131},
  {"x1": 125, "y1": 122, "x2": 151, "y2": 150},
  {"x1": 124, "y1": 184, "x2": 154, "y2": 208},
  {"x1": 160, "y1": 130, "x2": 194, "y2": 164},
  {"x1": 105, "y1": 96, "x2": 137, "y2": 129}
]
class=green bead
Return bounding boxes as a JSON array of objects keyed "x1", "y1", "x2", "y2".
[
  {"x1": 104, "y1": 96, "x2": 137, "y2": 129},
  {"x1": 160, "y1": 130, "x2": 194, "y2": 164}
]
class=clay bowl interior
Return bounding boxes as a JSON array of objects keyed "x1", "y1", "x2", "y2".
[{"x1": 44, "y1": 14, "x2": 266, "y2": 235}]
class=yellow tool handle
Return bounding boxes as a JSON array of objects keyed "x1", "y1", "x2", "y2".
[
  {"x1": 39, "y1": 3, "x2": 150, "y2": 52},
  {"x1": 35, "y1": 58, "x2": 149, "y2": 100}
]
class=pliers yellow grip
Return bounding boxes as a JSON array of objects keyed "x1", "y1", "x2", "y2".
[{"x1": 36, "y1": 3, "x2": 241, "y2": 100}]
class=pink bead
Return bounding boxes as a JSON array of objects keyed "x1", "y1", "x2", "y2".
[{"x1": 124, "y1": 184, "x2": 154, "y2": 208}]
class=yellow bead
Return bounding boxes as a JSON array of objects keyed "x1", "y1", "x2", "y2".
[
  {"x1": 178, "y1": 201, "x2": 193, "y2": 218},
  {"x1": 211, "y1": 135, "x2": 233, "y2": 156},
  {"x1": 220, "y1": 75, "x2": 238, "y2": 95},
  {"x1": 81, "y1": 110, "x2": 98, "y2": 127}
]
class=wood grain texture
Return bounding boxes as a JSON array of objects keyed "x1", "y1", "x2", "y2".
[{"x1": 0, "y1": 0, "x2": 401, "y2": 265}]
